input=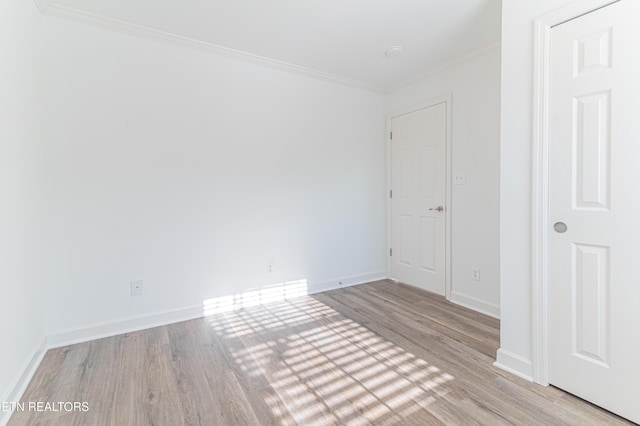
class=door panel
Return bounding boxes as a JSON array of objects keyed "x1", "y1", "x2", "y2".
[
  {"x1": 419, "y1": 217, "x2": 436, "y2": 271},
  {"x1": 573, "y1": 91, "x2": 610, "y2": 210},
  {"x1": 572, "y1": 243, "x2": 610, "y2": 367},
  {"x1": 391, "y1": 102, "x2": 446, "y2": 294},
  {"x1": 399, "y1": 215, "x2": 413, "y2": 266},
  {"x1": 549, "y1": 1, "x2": 640, "y2": 422}
]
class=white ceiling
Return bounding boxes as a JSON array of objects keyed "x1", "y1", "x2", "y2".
[{"x1": 45, "y1": 0, "x2": 501, "y2": 90}]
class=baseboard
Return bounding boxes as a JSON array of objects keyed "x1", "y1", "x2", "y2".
[
  {"x1": 450, "y1": 291, "x2": 500, "y2": 319},
  {"x1": 493, "y1": 348, "x2": 534, "y2": 382},
  {"x1": 0, "y1": 337, "x2": 47, "y2": 426},
  {"x1": 308, "y1": 271, "x2": 388, "y2": 295},
  {"x1": 46, "y1": 271, "x2": 387, "y2": 349},
  {"x1": 46, "y1": 304, "x2": 204, "y2": 349},
  {"x1": 0, "y1": 272, "x2": 384, "y2": 425}
]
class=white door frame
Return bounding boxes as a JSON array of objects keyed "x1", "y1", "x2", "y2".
[
  {"x1": 531, "y1": 0, "x2": 620, "y2": 386},
  {"x1": 386, "y1": 94, "x2": 453, "y2": 299}
]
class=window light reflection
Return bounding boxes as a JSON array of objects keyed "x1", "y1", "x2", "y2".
[
  {"x1": 202, "y1": 279, "x2": 308, "y2": 316},
  {"x1": 203, "y1": 289, "x2": 456, "y2": 424}
]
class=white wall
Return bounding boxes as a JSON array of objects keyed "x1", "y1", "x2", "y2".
[
  {"x1": 41, "y1": 18, "x2": 387, "y2": 337},
  {"x1": 0, "y1": 4, "x2": 504, "y2": 414},
  {"x1": 386, "y1": 45, "x2": 502, "y2": 317},
  {"x1": 497, "y1": 0, "x2": 585, "y2": 379},
  {"x1": 0, "y1": 0, "x2": 46, "y2": 417}
]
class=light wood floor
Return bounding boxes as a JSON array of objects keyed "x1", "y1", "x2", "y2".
[{"x1": 9, "y1": 280, "x2": 633, "y2": 425}]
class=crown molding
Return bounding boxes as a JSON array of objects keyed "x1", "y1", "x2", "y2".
[
  {"x1": 387, "y1": 41, "x2": 502, "y2": 92},
  {"x1": 37, "y1": 2, "x2": 385, "y2": 94},
  {"x1": 33, "y1": 0, "x2": 51, "y2": 14}
]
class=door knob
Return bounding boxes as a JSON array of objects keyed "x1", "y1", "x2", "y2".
[
  {"x1": 429, "y1": 206, "x2": 444, "y2": 213},
  {"x1": 554, "y1": 222, "x2": 568, "y2": 233}
]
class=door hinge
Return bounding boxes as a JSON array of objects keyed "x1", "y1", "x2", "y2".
[
  {"x1": 389, "y1": 248, "x2": 393, "y2": 257},
  {"x1": 389, "y1": 190, "x2": 393, "y2": 199},
  {"x1": 390, "y1": 131, "x2": 393, "y2": 140}
]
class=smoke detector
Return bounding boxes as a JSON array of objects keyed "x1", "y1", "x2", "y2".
[{"x1": 385, "y1": 46, "x2": 404, "y2": 58}]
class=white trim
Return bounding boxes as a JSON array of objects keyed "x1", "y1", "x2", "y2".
[
  {"x1": 386, "y1": 119, "x2": 393, "y2": 279},
  {"x1": 531, "y1": 0, "x2": 620, "y2": 387},
  {"x1": 0, "y1": 272, "x2": 383, "y2": 423},
  {"x1": 531, "y1": 11, "x2": 552, "y2": 388},
  {"x1": 0, "y1": 338, "x2": 47, "y2": 426},
  {"x1": 308, "y1": 271, "x2": 388, "y2": 295},
  {"x1": 386, "y1": 94, "x2": 453, "y2": 301},
  {"x1": 37, "y1": 3, "x2": 383, "y2": 94},
  {"x1": 494, "y1": 349, "x2": 534, "y2": 382},
  {"x1": 444, "y1": 97, "x2": 453, "y2": 301},
  {"x1": 32, "y1": 0, "x2": 51, "y2": 14},
  {"x1": 45, "y1": 271, "x2": 386, "y2": 348},
  {"x1": 46, "y1": 305, "x2": 205, "y2": 349},
  {"x1": 388, "y1": 42, "x2": 501, "y2": 92},
  {"x1": 450, "y1": 291, "x2": 500, "y2": 319}
]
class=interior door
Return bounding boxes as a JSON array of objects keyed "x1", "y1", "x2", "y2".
[
  {"x1": 390, "y1": 102, "x2": 447, "y2": 295},
  {"x1": 548, "y1": 1, "x2": 640, "y2": 422}
]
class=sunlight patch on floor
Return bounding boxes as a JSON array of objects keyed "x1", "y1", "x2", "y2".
[{"x1": 206, "y1": 293, "x2": 455, "y2": 424}]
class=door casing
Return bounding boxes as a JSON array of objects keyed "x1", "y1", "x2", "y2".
[
  {"x1": 386, "y1": 94, "x2": 452, "y2": 300},
  {"x1": 531, "y1": 0, "x2": 621, "y2": 386}
]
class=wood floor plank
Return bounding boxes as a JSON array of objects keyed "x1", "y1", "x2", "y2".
[
  {"x1": 315, "y1": 290, "x2": 500, "y2": 384},
  {"x1": 261, "y1": 298, "x2": 440, "y2": 425},
  {"x1": 74, "y1": 335, "x2": 124, "y2": 426},
  {"x1": 199, "y1": 316, "x2": 296, "y2": 426},
  {"x1": 8, "y1": 280, "x2": 633, "y2": 425},
  {"x1": 166, "y1": 319, "x2": 257, "y2": 425},
  {"x1": 342, "y1": 285, "x2": 499, "y2": 358}
]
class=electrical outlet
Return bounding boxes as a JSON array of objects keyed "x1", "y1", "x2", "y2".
[
  {"x1": 267, "y1": 261, "x2": 275, "y2": 273},
  {"x1": 471, "y1": 268, "x2": 480, "y2": 281},
  {"x1": 454, "y1": 172, "x2": 466, "y2": 185},
  {"x1": 130, "y1": 280, "x2": 143, "y2": 296}
]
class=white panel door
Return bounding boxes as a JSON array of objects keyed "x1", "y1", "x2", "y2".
[
  {"x1": 391, "y1": 102, "x2": 446, "y2": 294},
  {"x1": 549, "y1": 1, "x2": 640, "y2": 422}
]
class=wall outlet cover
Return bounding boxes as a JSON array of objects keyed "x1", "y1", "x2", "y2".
[
  {"x1": 471, "y1": 268, "x2": 480, "y2": 281},
  {"x1": 130, "y1": 280, "x2": 143, "y2": 296}
]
